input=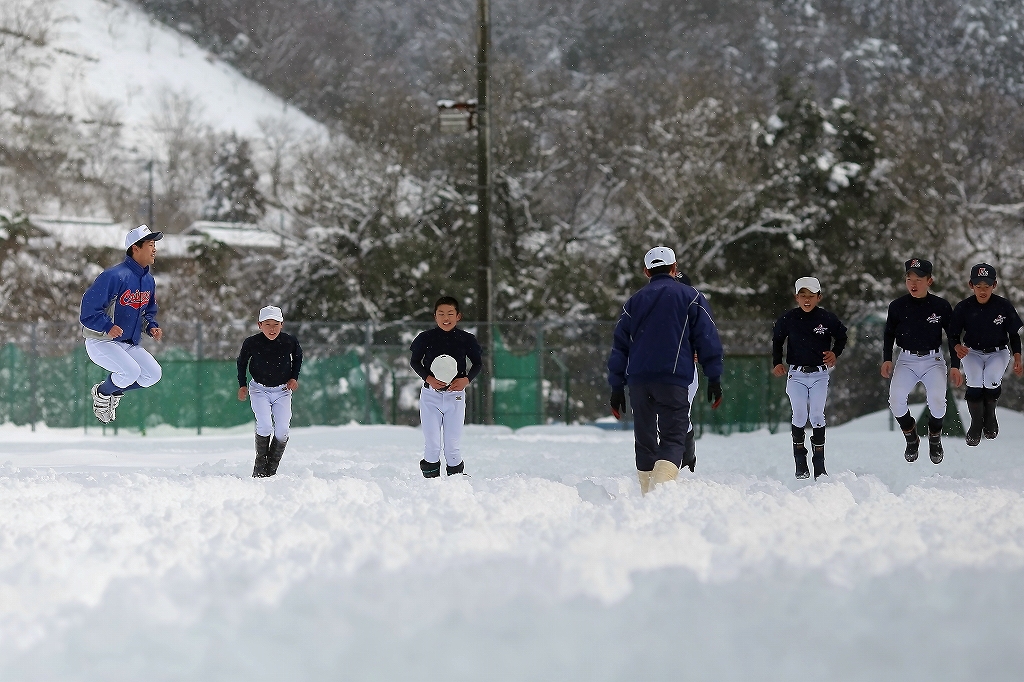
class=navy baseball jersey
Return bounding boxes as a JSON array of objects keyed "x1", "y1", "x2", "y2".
[
  {"x1": 772, "y1": 307, "x2": 848, "y2": 367},
  {"x1": 948, "y1": 295, "x2": 1023, "y2": 368},
  {"x1": 883, "y1": 293, "x2": 953, "y2": 361}
]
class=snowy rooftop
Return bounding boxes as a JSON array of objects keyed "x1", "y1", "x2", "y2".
[
  {"x1": 28, "y1": 215, "x2": 197, "y2": 257},
  {"x1": 185, "y1": 221, "x2": 288, "y2": 249}
]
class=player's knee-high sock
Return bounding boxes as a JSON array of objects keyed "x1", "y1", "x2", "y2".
[
  {"x1": 98, "y1": 375, "x2": 122, "y2": 396},
  {"x1": 896, "y1": 411, "x2": 919, "y2": 462},
  {"x1": 965, "y1": 387, "x2": 985, "y2": 446},
  {"x1": 928, "y1": 415, "x2": 944, "y2": 464},
  {"x1": 792, "y1": 425, "x2": 809, "y2": 479},
  {"x1": 982, "y1": 386, "x2": 1000, "y2": 439},
  {"x1": 811, "y1": 426, "x2": 827, "y2": 480}
]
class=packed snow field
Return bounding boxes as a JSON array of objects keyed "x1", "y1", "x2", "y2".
[{"x1": 2, "y1": 407, "x2": 1024, "y2": 680}]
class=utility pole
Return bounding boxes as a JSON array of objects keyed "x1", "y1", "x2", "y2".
[
  {"x1": 476, "y1": 0, "x2": 493, "y2": 425},
  {"x1": 146, "y1": 160, "x2": 154, "y2": 228}
]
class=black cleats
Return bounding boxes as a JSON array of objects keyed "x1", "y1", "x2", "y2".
[
  {"x1": 983, "y1": 399, "x2": 999, "y2": 440},
  {"x1": 928, "y1": 431, "x2": 943, "y2": 464},
  {"x1": 446, "y1": 461, "x2": 465, "y2": 476},
  {"x1": 900, "y1": 415, "x2": 919, "y2": 462},
  {"x1": 420, "y1": 459, "x2": 441, "y2": 478},
  {"x1": 966, "y1": 399, "x2": 984, "y2": 446},
  {"x1": 794, "y1": 442, "x2": 810, "y2": 479},
  {"x1": 811, "y1": 443, "x2": 827, "y2": 480}
]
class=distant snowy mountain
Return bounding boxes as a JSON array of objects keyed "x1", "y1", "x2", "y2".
[{"x1": 19, "y1": 0, "x2": 324, "y2": 147}]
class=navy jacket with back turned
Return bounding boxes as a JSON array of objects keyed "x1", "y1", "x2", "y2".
[{"x1": 608, "y1": 274, "x2": 724, "y2": 389}]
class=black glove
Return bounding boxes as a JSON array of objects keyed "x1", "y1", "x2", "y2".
[
  {"x1": 707, "y1": 381, "x2": 722, "y2": 409},
  {"x1": 610, "y1": 388, "x2": 626, "y2": 420}
]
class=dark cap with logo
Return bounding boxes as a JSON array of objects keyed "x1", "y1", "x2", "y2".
[
  {"x1": 905, "y1": 258, "x2": 932, "y2": 277},
  {"x1": 970, "y1": 263, "x2": 997, "y2": 285}
]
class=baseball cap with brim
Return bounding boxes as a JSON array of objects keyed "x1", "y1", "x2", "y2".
[
  {"x1": 259, "y1": 305, "x2": 284, "y2": 322},
  {"x1": 124, "y1": 224, "x2": 162, "y2": 250},
  {"x1": 794, "y1": 276, "x2": 821, "y2": 295},
  {"x1": 644, "y1": 246, "x2": 676, "y2": 270},
  {"x1": 970, "y1": 263, "x2": 997, "y2": 285},
  {"x1": 905, "y1": 258, "x2": 932, "y2": 277}
]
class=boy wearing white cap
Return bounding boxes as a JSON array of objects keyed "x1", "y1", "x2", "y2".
[
  {"x1": 237, "y1": 305, "x2": 303, "y2": 477},
  {"x1": 772, "y1": 276, "x2": 848, "y2": 480},
  {"x1": 80, "y1": 225, "x2": 165, "y2": 423}
]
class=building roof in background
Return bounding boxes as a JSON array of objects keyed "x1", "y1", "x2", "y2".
[
  {"x1": 28, "y1": 216, "x2": 197, "y2": 257},
  {"x1": 185, "y1": 221, "x2": 287, "y2": 249}
]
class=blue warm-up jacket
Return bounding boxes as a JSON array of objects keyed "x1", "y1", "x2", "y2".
[
  {"x1": 607, "y1": 274, "x2": 724, "y2": 389},
  {"x1": 80, "y1": 257, "x2": 160, "y2": 345}
]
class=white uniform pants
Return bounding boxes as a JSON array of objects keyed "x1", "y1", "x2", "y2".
[
  {"x1": 961, "y1": 348, "x2": 1012, "y2": 389},
  {"x1": 889, "y1": 350, "x2": 947, "y2": 419},
  {"x1": 85, "y1": 338, "x2": 162, "y2": 389},
  {"x1": 249, "y1": 381, "x2": 292, "y2": 440},
  {"x1": 687, "y1": 363, "x2": 699, "y2": 434},
  {"x1": 787, "y1": 366, "x2": 830, "y2": 428},
  {"x1": 420, "y1": 386, "x2": 466, "y2": 467}
]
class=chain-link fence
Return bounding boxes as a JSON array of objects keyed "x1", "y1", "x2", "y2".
[{"x1": 0, "y1": 319, "x2": 1000, "y2": 434}]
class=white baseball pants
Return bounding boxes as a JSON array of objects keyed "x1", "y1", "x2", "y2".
[
  {"x1": 687, "y1": 363, "x2": 699, "y2": 434},
  {"x1": 889, "y1": 350, "x2": 947, "y2": 418},
  {"x1": 787, "y1": 366, "x2": 830, "y2": 428},
  {"x1": 85, "y1": 338, "x2": 162, "y2": 389},
  {"x1": 420, "y1": 386, "x2": 466, "y2": 467},
  {"x1": 248, "y1": 381, "x2": 292, "y2": 440},
  {"x1": 961, "y1": 348, "x2": 1012, "y2": 389}
]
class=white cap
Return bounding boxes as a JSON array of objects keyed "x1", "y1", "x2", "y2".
[
  {"x1": 258, "y1": 305, "x2": 284, "y2": 322},
  {"x1": 124, "y1": 224, "x2": 162, "y2": 249},
  {"x1": 644, "y1": 246, "x2": 676, "y2": 269},
  {"x1": 794, "y1": 276, "x2": 821, "y2": 294},
  {"x1": 430, "y1": 355, "x2": 459, "y2": 384}
]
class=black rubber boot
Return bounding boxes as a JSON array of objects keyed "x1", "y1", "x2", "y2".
[
  {"x1": 896, "y1": 412, "x2": 919, "y2": 462},
  {"x1": 265, "y1": 437, "x2": 288, "y2": 476},
  {"x1": 253, "y1": 434, "x2": 271, "y2": 478},
  {"x1": 966, "y1": 399, "x2": 985, "y2": 447},
  {"x1": 811, "y1": 427, "x2": 827, "y2": 480},
  {"x1": 446, "y1": 461, "x2": 465, "y2": 476},
  {"x1": 983, "y1": 389, "x2": 999, "y2": 440},
  {"x1": 928, "y1": 415, "x2": 943, "y2": 465},
  {"x1": 420, "y1": 459, "x2": 441, "y2": 478},
  {"x1": 682, "y1": 429, "x2": 696, "y2": 473},
  {"x1": 792, "y1": 425, "x2": 809, "y2": 479}
]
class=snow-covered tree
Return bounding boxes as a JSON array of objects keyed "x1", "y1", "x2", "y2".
[{"x1": 201, "y1": 133, "x2": 265, "y2": 223}]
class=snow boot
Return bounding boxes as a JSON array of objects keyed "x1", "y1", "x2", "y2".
[
  {"x1": 793, "y1": 425, "x2": 809, "y2": 479},
  {"x1": 896, "y1": 412, "x2": 919, "y2": 462},
  {"x1": 682, "y1": 429, "x2": 696, "y2": 472},
  {"x1": 252, "y1": 434, "x2": 272, "y2": 477},
  {"x1": 983, "y1": 392, "x2": 999, "y2": 440},
  {"x1": 420, "y1": 459, "x2": 441, "y2": 478},
  {"x1": 637, "y1": 470, "x2": 653, "y2": 496},
  {"x1": 265, "y1": 437, "x2": 288, "y2": 476},
  {"x1": 928, "y1": 416, "x2": 943, "y2": 465},
  {"x1": 650, "y1": 459, "x2": 680, "y2": 491},
  {"x1": 446, "y1": 461, "x2": 465, "y2": 476},
  {"x1": 965, "y1": 398, "x2": 984, "y2": 447},
  {"x1": 811, "y1": 427, "x2": 827, "y2": 480}
]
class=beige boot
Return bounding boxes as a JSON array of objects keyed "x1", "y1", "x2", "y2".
[
  {"x1": 638, "y1": 470, "x2": 653, "y2": 496},
  {"x1": 650, "y1": 460, "x2": 680, "y2": 491}
]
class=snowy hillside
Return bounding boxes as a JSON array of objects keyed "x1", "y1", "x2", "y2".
[
  {"x1": 12, "y1": 0, "x2": 323, "y2": 146},
  {"x1": 1, "y1": 408, "x2": 1023, "y2": 679}
]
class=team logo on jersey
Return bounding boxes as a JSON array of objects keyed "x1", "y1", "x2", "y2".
[
  {"x1": 993, "y1": 315, "x2": 1005, "y2": 325},
  {"x1": 927, "y1": 313, "x2": 941, "y2": 324},
  {"x1": 119, "y1": 289, "x2": 151, "y2": 309},
  {"x1": 813, "y1": 324, "x2": 827, "y2": 335}
]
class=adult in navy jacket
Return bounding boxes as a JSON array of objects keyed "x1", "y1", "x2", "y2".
[
  {"x1": 608, "y1": 246, "x2": 724, "y2": 495},
  {"x1": 80, "y1": 225, "x2": 164, "y2": 424}
]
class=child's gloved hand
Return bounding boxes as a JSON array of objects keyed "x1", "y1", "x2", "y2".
[
  {"x1": 707, "y1": 381, "x2": 723, "y2": 409},
  {"x1": 610, "y1": 388, "x2": 626, "y2": 420}
]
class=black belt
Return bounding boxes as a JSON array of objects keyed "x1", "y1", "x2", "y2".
[
  {"x1": 904, "y1": 349, "x2": 939, "y2": 356},
  {"x1": 793, "y1": 365, "x2": 827, "y2": 373},
  {"x1": 972, "y1": 346, "x2": 1007, "y2": 354}
]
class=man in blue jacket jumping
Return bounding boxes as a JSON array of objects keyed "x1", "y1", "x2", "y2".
[
  {"x1": 608, "y1": 246, "x2": 724, "y2": 495},
  {"x1": 80, "y1": 225, "x2": 164, "y2": 423}
]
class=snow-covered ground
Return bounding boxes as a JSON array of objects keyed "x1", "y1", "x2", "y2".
[
  {"x1": 2, "y1": 407, "x2": 1024, "y2": 680},
  {"x1": 15, "y1": 0, "x2": 323, "y2": 145}
]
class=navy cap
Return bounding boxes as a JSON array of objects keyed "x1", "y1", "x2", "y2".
[
  {"x1": 970, "y1": 263, "x2": 997, "y2": 285},
  {"x1": 905, "y1": 258, "x2": 932, "y2": 276}
]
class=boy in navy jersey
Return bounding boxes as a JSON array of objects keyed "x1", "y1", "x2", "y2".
[
  {"x1": 880, "y1": 258, "x2": 953, "y2": 464},
  {"x1": 948, "y1": 264, "x2": 1024, "y2": 446},
  {"x1": 410, "y1": 297, "x2": 482, "y2": 478},
  {"x1": 237, "y1": 306, "x2": 303, "y2": 477},
  {"x1": 772, "y1": 277, "x2": 848, "y2": 480}
]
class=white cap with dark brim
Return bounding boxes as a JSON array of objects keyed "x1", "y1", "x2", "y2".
[
  {"x1": 259, "y1": 305, "x2": 284, "y2": 322},
  {"x1": 794, "y1": 276, "x2": 821, "y2": 294},
  {"x1": 644, "y1": 246, "x2": 676, "y2": 270},
  {"x1": 124, "y1": 224, "x2": 162, "y2": 249}
]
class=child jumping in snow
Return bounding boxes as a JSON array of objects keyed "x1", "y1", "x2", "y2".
[
  {"x1": 237, "y1": 305, "x2": 303, "y2": 478},
  {"x1": 410, "y1": 296, "x2": 482, "y2": 478}
]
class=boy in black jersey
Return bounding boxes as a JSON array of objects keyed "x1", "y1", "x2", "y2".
[
  {"x1": 410, "y1": 297, "x2": 482, "y2": 478},
  {"x1": 880, "y1": 258, "x2": 953, "y2": 464},
  {"x1": 772, "y1": 277, "x2": 848, "y2": 480},
  {"x1": 237, "y1": 305, "x2": 303, "y2": 477},
  {"x1": 948, "y1": 264, "x2": 1024, "y2": 446}
]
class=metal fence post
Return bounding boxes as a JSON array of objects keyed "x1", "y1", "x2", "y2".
[
  {"x1": 535, "y1": 323, "x2": 545, "y2": 425},
  {"x1": 29, "y1": 323, "x2": 37, "y2": 431},
  {"x1": 363, "y1": 321, "x2": 373, "y2": 424},
  {"x1": 196, "y1": 322, "x2": 203, "y2": 435}
]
